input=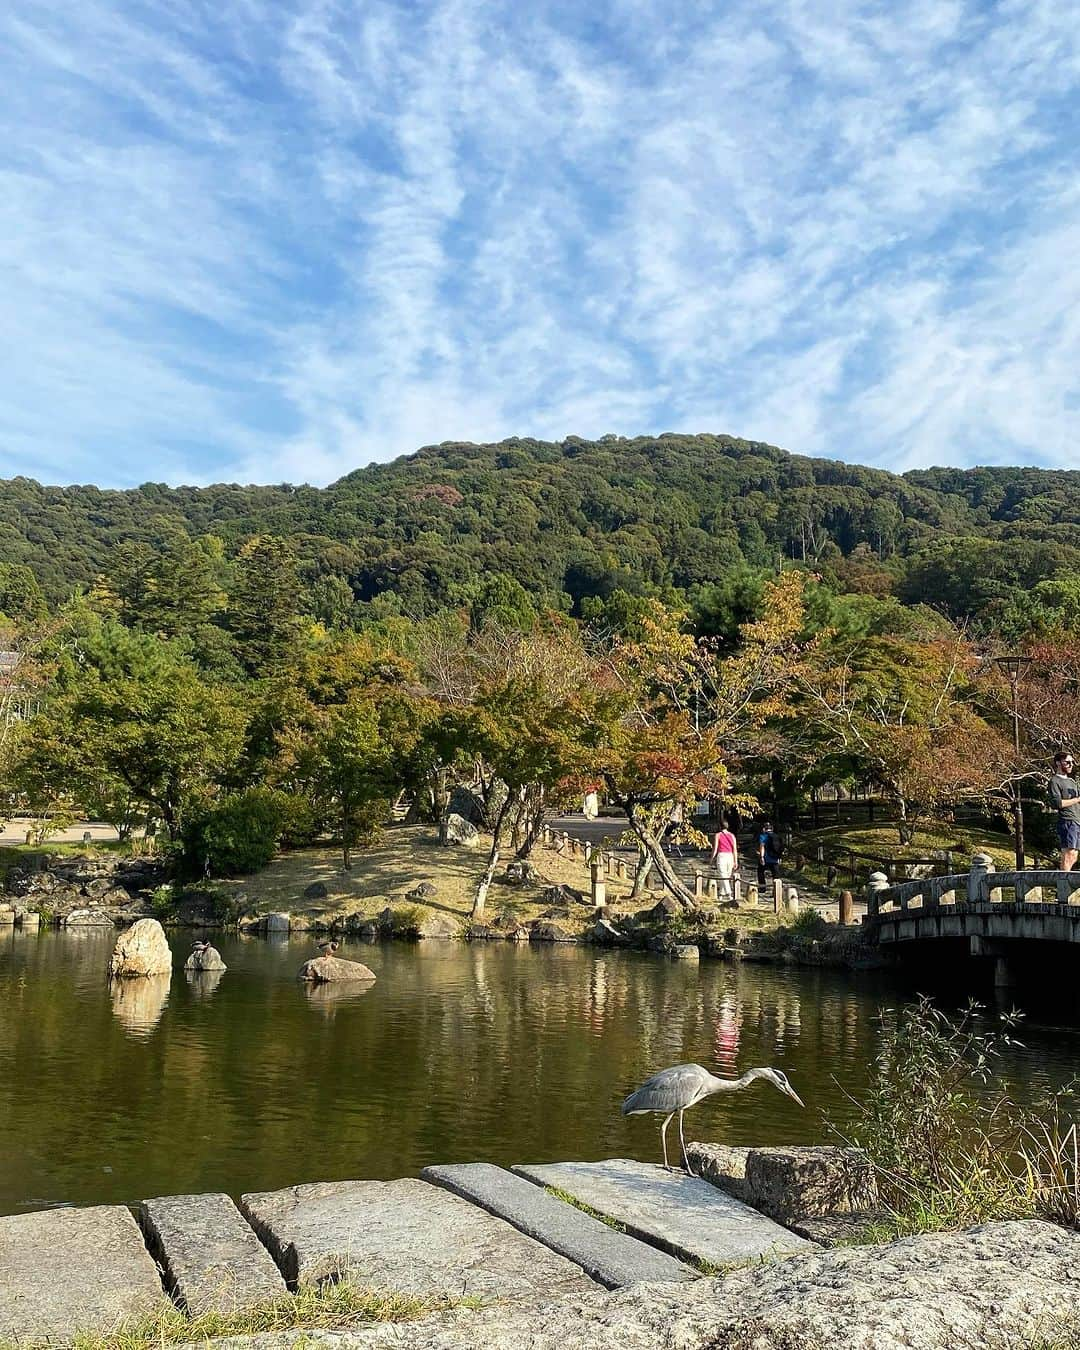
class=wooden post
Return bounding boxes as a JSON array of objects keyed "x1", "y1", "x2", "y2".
[
  {"x1": 583, "y1": 841, "x2": 593, "y2": 864},
  {"x1": 591, "y1": 861, "x2": 606, "y2": 911},
  {"x1": 745, "y1": 882, "x2": 758, "y2": 908},
  {"x1": 773, "y1": 878, "x2": 784, "y2": 914},
  {"x1": 615, "y1": 858, "x2": 626, "y2": 880},
  {"x1": 694, "y1": 871, "x2": 704, "y2": 900},
  {"x1": 839, "y1": 889, "x2": 854, "y2": 925},
  {"x1": 785, "y1": 886, "x2": 799, "y2": 914},
  {"x1": 542, "y1": 826, "x2": 552, "y2": 848},
  {"x1": 707, "y1": 878, "x2": 718, "y2": 902}
]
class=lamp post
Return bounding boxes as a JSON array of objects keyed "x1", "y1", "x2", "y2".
[{"x1": 995, "y1": 654, "x2": 1032, "y2": 870}]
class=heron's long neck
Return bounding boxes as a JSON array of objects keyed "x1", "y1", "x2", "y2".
[{"x1": 707, "y1": 1068, "x2": 768, "y2": 1095}]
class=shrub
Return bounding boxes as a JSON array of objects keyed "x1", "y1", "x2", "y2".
[
  {"x1": 182, "y1": 787, "x2": 290, "y2": 877},
  {"x1": 829, "y1": 997, "x2": 1079, "y2": 1234},
  {"x1": 790, "y1": 906, "x2": 827, "y2": 936}
]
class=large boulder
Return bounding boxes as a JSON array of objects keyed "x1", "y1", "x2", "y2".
[
  {"x1": 263, "y1": 912, "x2": 291, "y2": 933},
  {"x1": 297, "y1": 955, "x2": 376, "y2": 983},
  {"x1": 443, "y1": 813, "x2": 480, "y2": 848},
  {"x1": 589, "y1": 917, "x2": 630, "y2": 947},
  {"x1": 303, "y1": 881, "x2": 328, "y2": 900},
  {"x1": 108, "y1": 919, "x2": 172, "y2": 978},
  {"x1": 447, "y1": 785, "x2": 485, "y2": 824},
  {"x1": 415, "y1": 913, "x2": 460, "y2": 939}
]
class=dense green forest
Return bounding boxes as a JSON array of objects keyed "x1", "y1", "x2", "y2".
[
  {"x1": 3, "y1": 434, "x2": 1080, "y2": 634},
  {"x1": 2, "y1": 433, "x2": 1078, "y2": 902}
]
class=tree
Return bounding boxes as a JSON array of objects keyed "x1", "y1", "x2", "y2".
[
  {"x1": 799, "y1": 631, "x2": 1009, "y2": 843},
  {"x1": 18, "y1": 620, "x2": 247, "y2": 840},
  {"x1": 227, "y1": 536, "x2": 303, "y2": 673}
]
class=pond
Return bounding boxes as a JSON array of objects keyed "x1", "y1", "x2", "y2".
[{"x1": 3, "y1": 929, "x2": 1080, "y2": 1217}]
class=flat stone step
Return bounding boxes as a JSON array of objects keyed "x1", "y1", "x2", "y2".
[
  {"x1": 0, "y1": 1204, "x2": 164, "y2": 1343},
  {"x1": 511, "y1": 1158, "x2": 814, "y2": 1268},
  {"x1": 239, "y1": 1178, "x2": 597, "y2": 1301},
  {"x1": 422, "y1": 1162, "x2": 695, "y2": 1289},
  {"x1": 139, "y1": 1192, "x2": 286, "y2": 1316}
]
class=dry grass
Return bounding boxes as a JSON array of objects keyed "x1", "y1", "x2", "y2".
[
  {"x1": 220, "y1": 823, "x2": 639, "y2": 934},
  {"x1": 0, "y1": 1282, "x2": 481, "y2": 1350}
]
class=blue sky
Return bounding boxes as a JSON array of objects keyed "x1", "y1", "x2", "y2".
[{"x1": 2, "y1": 0, "x2": 1079, "y2": 488}]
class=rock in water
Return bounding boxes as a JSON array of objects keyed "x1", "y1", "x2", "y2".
[
  {"x1": 183, "y1": 945, "x2": 227, "y2": 972},
  {"x1": 108, "y1": 918, "x2": 172, "y2": 978},
  {"x1": 297, "y1": 954, "x2": 376, "y2": 983}
]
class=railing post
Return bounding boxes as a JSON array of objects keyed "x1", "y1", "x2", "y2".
[
  {"x1": 590, "y1": 860, "x2": 606, "y2": 910},
  {"x1": 785, "y1": 886, "x2": 799, "y2": 914},
  {"x1": 707, "y1": 878, "x2": 718, "y2": 902},
  {"x1": 694, "y1": 871, "x2": 704, "y2": 901},
  {"x1": 839, "y1": 889, "x2": 854, "y2": 925},
  {"x1": 968, "y1": 852, "x2": 994, "y2": 905},
  {"x1": 772, "y1": 877, "x2": 784, "y2": 914},
  {"x1": 866, "y1": 871, "x2": 890, "y2": 917},
  {"x1": 745, "y1": 882, "x2": 758, "y2": 908},
  {"x1": 615, "y1": 857, "x2": 626, "y2": 880}
]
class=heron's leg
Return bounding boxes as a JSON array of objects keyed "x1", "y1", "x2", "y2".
[
  {"x1": 678, "y1": 1109, "x2": 689, "y2": 1171},
  {"x1": 660, "y1": 1113, "x2": 674, "y2": 1170}
]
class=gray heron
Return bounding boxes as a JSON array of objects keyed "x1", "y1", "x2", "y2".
[{"x1": 622, "y1": 1064, "x2": 805, "y2": 1171}]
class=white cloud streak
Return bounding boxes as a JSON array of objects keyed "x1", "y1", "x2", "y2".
[{"x1": 0, "y1": 0, "x2": 1078, "y2": 486}]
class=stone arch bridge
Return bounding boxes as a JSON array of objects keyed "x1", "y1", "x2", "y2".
[{"x1": 865, "y1": 853, "x2": 1080, "y2": 986}]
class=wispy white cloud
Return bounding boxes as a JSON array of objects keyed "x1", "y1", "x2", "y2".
[{"x1": 0, "y1": 0, "x2": 1078, "y2": 486}]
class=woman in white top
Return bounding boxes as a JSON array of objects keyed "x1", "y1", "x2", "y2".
[{"x1": 710, "y1": 816, "x2": 739, "y2": 900}]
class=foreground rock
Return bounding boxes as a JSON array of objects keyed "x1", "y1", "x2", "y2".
[
  {"x1": 139, "y1": 1192, "x2": 285, "y2": 1316},
  {"x1": 512, "y1": 1159, "x2": 810, "y2": 1266},
  {"x1": 0, "y1": 1204, "x2": 164, "y2": 1344},
  {"x1": 744, "y1": 1145, "x2": 878, "y2": 1224},
  {"x1": 297, "y1": 954, "x2": 376, "y2": 983},
  {"x1": 422, "y1": 1162, "x2": 695, "y2": 1289},
  {"x1": 239, "y1": 1177, "x2": 595, "y2": 1301},
  {"x1": 108, "y1": 917, "x2": 172, "y2": 977},
  {"x1": 218, "y1": 1221, "x2": 1080, "y2": 1349}
]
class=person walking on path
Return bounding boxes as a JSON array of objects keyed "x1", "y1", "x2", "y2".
[
  {"x1": 710, "y1": 816, "x2": 739, "y2": 900},
  {"x1": 757, "y1": 819, "x2": 783, "y2": 888},
  {"x1": 1050, "y1": 750, "x2": 1080, "y2": 871}
]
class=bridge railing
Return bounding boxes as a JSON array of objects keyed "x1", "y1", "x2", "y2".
[{"x1": 867, "y1": 853, "x2": 1080, "y2": 918}]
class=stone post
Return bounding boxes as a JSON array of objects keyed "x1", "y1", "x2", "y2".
[
  {"x1": 590, "y1": 861, "x2": 606, "y2": 911},
  {"x1": 745, "y1": 882, "x2": 758, "y2": 908},
  {"x1": 866, "y1": 871, "x2": 890, "y2": 917},
  {"x1": 968, "y1": 852, "x2": 994, "y2": 905},
  {"x1": 772, "y1": 878, "x2": 785, "y2": 914},
  {"x1": 785, "y1": 886, "x2": 799, "y2": 914},
  {"x1": 615, "y1": 858, "x2": 626, "y2": 880},
  {"x1": 542, "y1": 826, "x2": 552, "y2": 848},
  {"x1": 839, "y1": 889, "x2": 854, "y2": 926},
  {"x1": 694, "y1": 871, "x2": 704, "y2": 901},
  {"x1": 707, "y1": 878, "x2": 718, "y2": 902}
]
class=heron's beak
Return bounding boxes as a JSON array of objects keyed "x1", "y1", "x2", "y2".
[{"x1": 786, "y1": 1084, "x2": 805, "y2": 1108}]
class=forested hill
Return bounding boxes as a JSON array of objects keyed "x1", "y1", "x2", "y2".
[{"x1": 3, "y1": 433, "x2": 1079, "y2": 625}]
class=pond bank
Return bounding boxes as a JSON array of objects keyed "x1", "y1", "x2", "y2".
[{"x1": 2, "y1": 1151, "x2": 1075, "y2": 1350}]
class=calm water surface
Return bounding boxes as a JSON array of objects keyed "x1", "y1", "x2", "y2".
[{"x1": 3, "y1": 929, "x2": 1080, "y2": 1216}]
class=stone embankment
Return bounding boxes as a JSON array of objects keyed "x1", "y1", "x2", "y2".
[{"x1": 1, "y1": 1149, "x2": 1076, "y2": 1349}]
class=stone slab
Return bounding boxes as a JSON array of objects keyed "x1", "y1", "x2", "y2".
[
  {"x1": 421, "y1": 1162, "x2": 695, "y2": 1289},
  {"x1": 0, "y1": 1204, "x2": 164, "y2": 1343},
  {"x1": 744, "y1": 1145, "x2": 878, "y2": 1223},
  {"x1": 140, "y1": 1192, "x2": 286, "y2": 1316},
  {"x1": 511, "y1": 1158, "x2": 813, "y2": 1268},
  {"x1": 194, "y1": 1220, "x2": 1080, "y2": 1350},
  {"x1": 239, "y1": 1178, "x2": 596, "y2": 1301}
]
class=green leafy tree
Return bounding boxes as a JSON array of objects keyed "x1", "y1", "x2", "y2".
[{"x1": 227, "y1": 536, "x2": 304, "y2": 673}]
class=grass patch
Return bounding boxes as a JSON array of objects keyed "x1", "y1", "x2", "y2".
[
  {"x1": 0, "y1": 1282, "x2": 481, "y2": 1350},
  {"x1": 544, "y1": 1185, "x2": 627, "y2": 1232}
]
